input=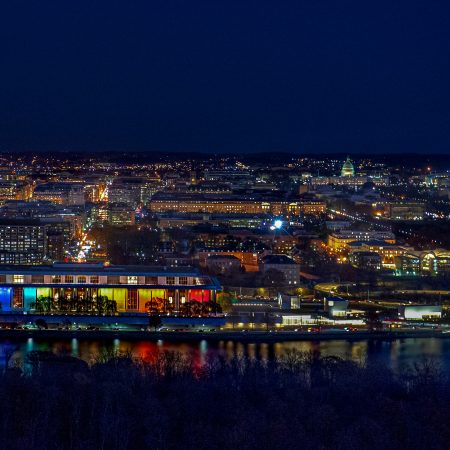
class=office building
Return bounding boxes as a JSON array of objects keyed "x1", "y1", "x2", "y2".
[
  {"x1": 108, "y1": 178, "x2": 143, "y2": 208},
  {"x1": 0, "y1": 219, "x2": 47, "y2": 265},
  {"x1": 33, "y1": 183, "x2": 85, "y2": 206},
  {"x1": 327, "y1": 230, "x2": 396, "y2": 251},
  {"x1": 149, "y1": 192, "x2": 325, "y2": 216}
]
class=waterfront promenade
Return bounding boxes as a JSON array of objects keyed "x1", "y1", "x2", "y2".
[{"x1": 0, "y1": 328, "x2": 447, "y2": 342}]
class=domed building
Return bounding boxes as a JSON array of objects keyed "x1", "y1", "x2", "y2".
[{"x1": 341, "y1": 157, "x2": 355, "y2": 177}]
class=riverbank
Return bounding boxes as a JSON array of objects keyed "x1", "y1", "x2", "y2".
[
  {"x1": 1, "y1": 346, "x2": 449, "y2": 450},
  {"x1": 0, "y1": 328, "x2": 448, "y2": 342}
]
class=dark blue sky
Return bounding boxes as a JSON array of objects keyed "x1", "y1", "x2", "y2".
[{"x1": 1, "y1": 0, "x2": 449, "y2": 154}]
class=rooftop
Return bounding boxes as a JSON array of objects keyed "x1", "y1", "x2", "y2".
[
  {"x1": 262, "y1": 255, "x2": 297, "y2": 265},
  {"x1": 348, "y1": 240, "x2": 398, "y2": 248},
  {"x1": 0, "y1": 263, "x2": 208, "y2": 277}
]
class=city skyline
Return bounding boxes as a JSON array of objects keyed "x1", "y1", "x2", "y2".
[{"x1": 1, "y1": 2, "x2": 450, "y2": 448}]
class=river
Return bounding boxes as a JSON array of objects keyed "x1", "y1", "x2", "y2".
[{"x1": 1, "y1": 336, "x2": 450, "y2": 372}]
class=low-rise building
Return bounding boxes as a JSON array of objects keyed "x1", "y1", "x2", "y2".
[
  {"x1": 277, "y1": 293, "x2": 301, "y2": 310},
  {"x1": 349, "y1": 251, "x2": 382, "y2": 270},
  {"x1": 383, "y1": 202, "x2": 425, "y2": 221},
  {"x1": 261, "y1": 254, "x2": 300, "y2": 286},
  {"x1": 348, "y1": 240, "x2": 409, "y2": 267},
  {"x1": 0, "y1": 263, "x2": 221, "y2": 312},
  {"x1": 324, "y1": 297, "x2": 348, "y2": 318},
  {"x1": 328, "y1": 230, "x2": 396, "y2": 252},
  {"x1": 198, "y1": 250, "x2": 259, "y2": 272},
  {"x1": 395, "y1": 249, "x2": 450, "y2": 276},
  {"x1": 206, "y1": 255, "x2": 241, "y2": 274},
  {"x1": 398, "y1": 305, "x2": 442, "y2": 320},
  {"x1": 0, "y1": 181, "x2": 33, "y2": 202},
  {"x1": 149, "y1": 192, "x2": 325, "y2": 217},
  {"x1": 33, "y1": 183, "x2": 85, "y2": 206}
]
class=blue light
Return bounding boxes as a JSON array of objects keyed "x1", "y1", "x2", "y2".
[
  {"x1": 0, "y1": 287, "x2": 12, "y2": 311},
  {"x1": 273, "y1": 220, "x2": 283, "y2": 229}
]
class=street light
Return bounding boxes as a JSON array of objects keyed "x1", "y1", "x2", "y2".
[
  {"x1": 270, "y1": 219, "x2": 283, "y2": 230},
  {"x1": 274, "y1": 219, "x2": 283, "y2": 229}
]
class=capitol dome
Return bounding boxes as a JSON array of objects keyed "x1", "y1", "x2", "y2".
[{"x1": 341, "y1": 156, "x2": 355, "y2": 177}]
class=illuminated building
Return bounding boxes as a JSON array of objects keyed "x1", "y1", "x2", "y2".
[
  {"x1": 324, "y1": 297, "x2": 348, "y2": 318},
  {"x1": 348, "y1": 251, "x2": 382, "y2": 270},
  {"x1": 204, "y1": 170, "x2": 253, "y2": 185},
  {"x1": 0, "y1": 263, "x2": 221, "y2": 312},
  {"x1": 108, "y1": 178, "x2": 143, "y2": 208},
  {"x1": 277, "y1": 293, "x2": 301, "y2": 310},
  {"x1": 341, "y1": 157, "x2": 355, "y2": 177},
  {"x1": 157, "y1": 213, "x2": 271, "y2": 229},
  {"x1": 149, "y1": 192, "x2": 325, "y2": 216},
  {"x1": 271, "y1": 235, "x2": 298, "y2": 254},
  {"x1": 311, "y1": 175, "x2": 389, "y2": 187},
  {"x1": 309, "y1": 158, "x2": 389, "y2": 187},
  {"x1": 0, "y1": 181, "x2": 33, "y2": 202},
  {"x1": 0, "y1": 219, "x2": 76, "y2": 265},
  {"x1": 0, "y1": 202, "x2": 83, "y2": 240},
  {"x1": 398, "y1": 305, "x2": 442, "y2": 320},
  {"x1": 91, "y1": 203, "x2": 135, "y2": 226},
  {"x1": 33, "y1": 183, "x2": 85, "y2": 206},
  {"x1": 84, "y1": 182, "x2": 107, "y2": 203},
  {"x1": 299, "y1": 201, "x2": 326, "y2": 215},
  {"x1": 46, "y1": 232, "x2": 65, "y2": 261},
  {"x1": 382, "y1": 202, "x2": 425, "y2": 221},
  {"x1": 327, "y1": 230, "x2": 396, "y2": 251},
  {"x1": 0, "y1": 220, "x2": 47, "y2": 265},
  {"x1": 348, "y1": 240, "x2": 409, "y2": 267},
  {"x1": 108, "y1": 203, "x2": 135, "y2": 226},
  {"x1": 395, "y1": 249, "x2": 450, "y2": 275}
]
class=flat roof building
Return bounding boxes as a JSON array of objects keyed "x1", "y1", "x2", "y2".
[{"x1": 0, "y1": 263, "x2": 221, "y2": 313}]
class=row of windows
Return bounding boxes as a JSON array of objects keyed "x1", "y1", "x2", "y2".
[
  {"x1": 6, "y1": 275, "x2": 209, "y2": 285},
  {"x1": 10, "y1": 288, "x2": 203, "y2": 310}
]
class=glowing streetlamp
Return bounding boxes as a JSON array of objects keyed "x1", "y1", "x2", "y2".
[{"x1": 270, "y1": 219, "x2": 283, "y2": 231}]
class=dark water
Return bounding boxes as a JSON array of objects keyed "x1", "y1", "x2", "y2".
[{"x1": 1, "y1": 337, "x2": 450, "y2": 372}]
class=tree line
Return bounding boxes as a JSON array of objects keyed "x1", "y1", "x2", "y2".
[
  {"x1": 30, "y1": 295, "x2": 117, "y2": 314},
  {"x1": 0, "y1": 349, "x2": 449, "y2": 449}
]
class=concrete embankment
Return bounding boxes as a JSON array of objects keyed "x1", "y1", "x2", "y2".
[{"x1": 0, "y1": 329, "x2": 447, "y2": 342}]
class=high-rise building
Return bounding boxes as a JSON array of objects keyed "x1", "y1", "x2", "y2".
[
  {"x1": 108, "y1": 178, "x2": 143, "y2": 208},
  {"x1": 0, "y1": 219, "x2": 72, "y2": 265},
  {"x1": 0, "y1": 219, "x2": 47, "y2": 264}
]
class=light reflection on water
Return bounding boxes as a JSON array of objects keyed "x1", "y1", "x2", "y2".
[{"x1": 0, "y1": 337, "x2": 449, "y2": 372}]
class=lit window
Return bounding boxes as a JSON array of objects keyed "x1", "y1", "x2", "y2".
[
  {"x1": 127, "y1": 276, "x2": 138, "y2": 285},
  {"x1": 13, "y1": 275, "x2": 24, "y2": 284},
  {"x1": 127, "y1": 289, "x2": 138, "y2": 310},
  {"x1": 166, "y1": 276, "x2": 175, "y2": 285},
  {"x1": 78, "y1": 276, "x2": 86, "y2": 284},
  {"x1": 65, "y1": 275, "x2": 74, "y2": 283},
  {"x1": 90, "y1": 276, "x2": 99, "y2": 284}
]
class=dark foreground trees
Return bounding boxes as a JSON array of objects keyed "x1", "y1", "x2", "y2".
[{"x1": 0, "y1": 350, "x2": 449, "y2": 450}]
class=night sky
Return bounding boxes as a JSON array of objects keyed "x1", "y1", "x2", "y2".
[{"x1": 1, "y1": 0, "x2": 449, "y2": 154}]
